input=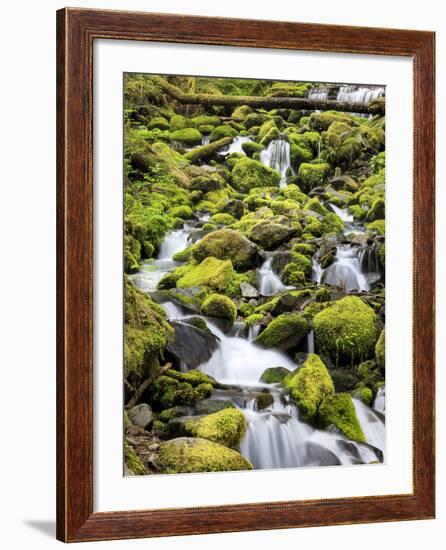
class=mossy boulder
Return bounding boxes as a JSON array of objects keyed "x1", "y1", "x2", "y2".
[
  {"x1": 231, "y1": 105, "x2": 253, "y2": 121},
  {"x1": 170, "y1": 114, "x2": 192, "y2": 131},
  {"x1": 190, "y1": 173, "x2": 225, "y2": 192},
  {"x1": 319, "y1": 393, "x2": 366, "y2": 442},
  {"x1": 242, "y1": 141, "x2": 265, "y2": 158},
  {"x1": 313, "y1": 296, "x2": 379, "y2": 365},
  {"x1": 155, "y1": 437, "x2": 252, "y2": 473},
  {"x1": 231, "y1": 157, "x2": 281, "y2": 194},
  {"x1": 148, "y1": 375, "x2": 213, "y2": 410},
  {"x1": 365, "y1": 198, "x2": 385, "y2": 222},
  {"x1": 248, "y1": 221, "x2": 296, "y2": 250},
  {"x1": 366, "y1": 219, "x2": 385, "y2": 236},
  {"x1": 176, "y1": 257, "x2": 241, "y2": 295},
  {"x1": 191, "y1": 228, "x2": 258, "y2": 271},
  {"x1": 147, "y1": 116, "x2": 170, "y2": 130},
  {"x1": 297, "y1": 162, "x2": 330, "y2": 193},
  {"x1": 209, "y1": 124, "x2": 238, "y2": 143},
  {"x1": 170, "y1": 128, "x2": 203, "y2": 146},
  {"x1": 255, "y1": 313, "x2": 309, "y2": 350},
  {"x1": 375, "y1": 329, "x2": 385, "y2": 369},
  {"x1": 259, "y1": 366, "x2": 291, "y2": 384},
  {"x1": 201, "y1": 293, "x2": 237, "y2": 324},
  {"x1": 283, "y1": 354, "x2": 334, "y2": 418},
  {"x1": 180, "y1": 409, "x2": 247, "y2": 449},
  {"x1": 353, "y1": 386, "x2": 374, "y2": 406},
  {"x1": 124, "y1": 440, "x2": 146, "y2": 475},
  {"x1": 209, "y1": 213, "x2": 237, "y2": 226},
  {"x1": 191, "y1": 115, "x2": 221, "y2": 128},
  {"x1": 310, "y1": 111, "x2": 356, "y2": 131}
]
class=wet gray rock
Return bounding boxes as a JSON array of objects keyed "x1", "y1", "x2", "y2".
[
  {"x1": 128, "y1": 404, "x2": 153, "y2": 430},
  {"x1": 167, "y1": 320, "x2": 220, "y2": 369},
  {"x1": 304, "y1": 442, "x2": 342, "y2": 466},
  {"x1": 240, "y1": 282, "x2": 259, "y2": 298}
]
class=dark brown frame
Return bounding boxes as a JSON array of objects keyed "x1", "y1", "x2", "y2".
[{"x1": 57, "y1": 7, "x2": 435, "y2": 542}]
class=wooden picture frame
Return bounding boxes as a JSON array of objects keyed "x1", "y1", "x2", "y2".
[{"x1": 56, "y1": 7, "x2": 435, "y2": 542}]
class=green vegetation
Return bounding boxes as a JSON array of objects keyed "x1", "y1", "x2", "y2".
[
  {"x1": 319, "y1": 393, "x2": 366, "y2": 442},
  {"x1": 201, "y1": 294, "x2": 238, "y2": 323}
]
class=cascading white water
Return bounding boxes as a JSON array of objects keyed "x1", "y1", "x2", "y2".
[
  {"x1": 258, "y1": 257, "x2": 290, "y2": 296},
  {"x1": 320, "y1": 245, "x2": 369, "y2": 291},
  {"x1": 373, "y1": 387, "x2": 386, "y2": 415},
  {"x1": 337, "y1": 85, "x2": 385, "y2": 104},
  {"x1": 353, "y1": 399, "x2": 385, "y2": 452},
  {"x1": 307, "y1": 87, "x2": 330, "y2": 101},
  {"x1": 329, "y1": 203, "x2": 353, "y2": 223},
  {"x1": 306, "y1": 330, "x2": 315, "y2": 353},
  {"x1": 259, "y1": 138, "x2": 292, "y2": 188},
  {"x1": 157, "y1": 228, "x2": 190, "y2": 260},
  {"x1": 201, "y1": 135, "x2": 210, "y2": 146},
  {"x1": 221, "y1": 135, "x2": 251, "y2": 156}
]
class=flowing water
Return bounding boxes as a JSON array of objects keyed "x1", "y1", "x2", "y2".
[
  {"x1": 336, "y1": 85, "x2": 385, "y2": 117},
  {"x1": 221, "y1": 135, "x2": 251, "y2": 156},
  {"x1": 260, "y1": 138, "x2": 292, "y2": 188},
  {"x1": 258, "y1": 257, "x2": 291, "y2": 296},
  {"x1": 307, "y1": 87, "x2": 330, "y2": 101}
]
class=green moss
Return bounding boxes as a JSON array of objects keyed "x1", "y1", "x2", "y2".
[
  {"x1": 191, "y1": 115, "x2": 221, "y2": 128},
  {"x1": 290, "y1": 143, "x2": 313, "y2": 170},
  {"x1": 375, "y1": 329, "x2": 385, "y2": 369},
  {"x1": 170, "y1": 128, "x2": 203, "y2": 146},
  {"x1": 270, "y1": 199, "x2": 301, "y2": 215},
  {"x1": 313, "y1": 296, "x2": 379, "y2": 365},
  {"x1": 231, "y1": 157, "x2": 281, "y2": 194},
  {"x1": 191, "y1": 228, "x2": 258, "y2": 271},
  {"x1": 184, "y1": 137, "x2": 233, "y2": 164},
  {"x1": 348, "y1": 204, "x2": 366, "y2": 222},
  {"x1": 124, "y1": 280, "x2": 174, "y2": 383},
  {"x1": 184, "y1": 409, "x2": 247, "y2": 449},
  {"x1": 170, "y1": 205, "x2": 193, "y2": 219},
  {"x1": 255, "y1": 313, "x2": 308, "y2": 348},
  {"x1": 248, "y1": 221, "x2": 293, "y2": 250},
  {"x1": 292, "y1": 243, "x2": 316, "y2": 257},
  {"x1": 282, "y1": 265, "x2": 305, "y2": 286},
  {"x1": 201, "y1": 294, "x2": 237, "y2": 323},
  {"x1": 354, "y1": 386, "x2": 373, "y2": 406},
  {"x1": 209, "y1": 124, "x2": 237, "y2": 143},
  {"x1": 241, "y1": 141, "x2": 265, "y2": 157},
  {"x1": 170, "y1": 114, "x2": 192, "y2": 131},
  {"x1": 319, "y1": 393, "x2": 366, "y2": 442},
  {"x1": 365, "y1": 198, "x2": 385, "y2": 222},
  {"x1": 176, "y1": 257, "x2": 241, "y2": 295},
  {"x1": 366, "y1": 219, "x2": 385, "y2": 236},
  {"x1": 259, "y1": 366, "x2": 291, "y2": 384},
  {"x1": 303, "y1": 197, "x2": 328, "y2": 216},
  {"x1": 231, "y1": 105, "x2": 253, "y2": 121},
  {"x1": 124, "y1": 439, "x2": 146, "y2": 475},
  {"x1": 209, "y1": 212, "x2": 237, "y2": 226},
  {"x1": 297, "y1": 162, "x2": 330, "y2": 192},
  {"x1": 315, "y1": 287, "x2": 331, "y2": 303},
  {"x1": 260, "y1": 127, "x2": 281, "y2": 147},
  {"x1": 310, "y1": 111, "x2": 357, "y2": 131},
  {"x1": 378, "y1": 243, "x2": 385, "y2": 270},
  {"x1": 147, "y1": 116, "x2": 170, "y2": 130},
  {"x1": 289, "y1": 131, "x2": 320, "y2": 153},
  {"x1": 155, "y1": 437, "x2": 253, "y2": 473},
  {"x1": 290, "y1": 252, "x2": 313, "y2": 276},
  {"x1": 283, "y1": 354, "x2": 334, "y2": 418},
  {"x1": 166, "y1": 369, "x2": 217, "y2": 387},
  {"x1": 172, "y1": 246, "x2": 193, "y2": 262}
]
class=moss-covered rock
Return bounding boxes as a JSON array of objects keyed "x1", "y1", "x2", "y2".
[
  {"x1": 310, "y1": 111, "x2": 356, "y2": 131},
  {"x1": 255, "y1": 313, "x2": 309, "y2": 350},
  {"x1": 353, "y1": 386, "x2": 373, "y2": 406},
  {"x1": 201, "y1": 293, "x2": 237, "y2": 323},
  {"x1": 124, "y1": 439, "x2": 146, "y2": 475},
  {"x1": 191, "y1": 228, "x2": 258, "y2": 271},
  {"x1": 209, "y1": 124, "x2": 238, "y2": 143},
  {"x1": 170, "y1": 114, "x2": 192, "y2": 131},
  {"x1": 231, "y1": 105, "x2": 253, "y2": 121},
  {"x1": 259, "y1": 366, "x2": 291, "y2": 384},
  {"x1": 124, "y1": 280, "x2": 174, "y2": 384},
  {"x1": 283, "y1": 354, "x2": 334, "y2": 418},
  {"x1": 181, "y1": 409, "x2": 247, "y2": 449},
  {"x1": 155, "y1": 437, "x2": 252, "y2": 473},
  {"x1": 375, "y1": 329, "x2": 385, "y2": 369},
  {"x1": 170, "y1": 128, "x2": 203, "y2": 146},
  {"x1": 191, "y1": 115, "x2": 221, "y2": 128},
  {"x1": 209, "y1": 213, "x2": 237, "y2": 226},
  {"x1": 241, "y1": 141, "x2": 265, "y2": 158},
  {"x1": 147, "y1": 116, "x2": 170, "y2": 130},
  {"x1": 365, "y1": 198, "x2": 385, "y2": 222},
  {"x1": 297, "y1": 162, "x2": 330, "y2": 192},
  {"x1": 319, "y1": 393, "x2": 366, "y2": 442},
  {"x1": 176, "y1": 257, "x2": 241, "y2": 295},
  {"x1": 231, "y1": 157, "x2": 281, "y2": 194},
  {"x1": 248, "y1": 221, "x2": 295, "y2": 250},
  {"x1": 313, "y1": 296, "x2": 379, "y2": 365},
  {"x1": 366, "y1": 219, "x2": 385, "y2": 236}
]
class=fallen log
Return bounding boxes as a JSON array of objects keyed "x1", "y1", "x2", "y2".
[{"x1": 152, "y1": 76, "x2": 385, "y2": 115}]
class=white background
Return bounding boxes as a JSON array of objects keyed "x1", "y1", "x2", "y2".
[{"x1": 1, "y1": 0, "x2": 444, "y2": 548}]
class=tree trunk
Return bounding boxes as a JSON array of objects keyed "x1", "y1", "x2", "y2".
[{"x1": 152, "y1": 76, "x2": 385, "y2": 115}]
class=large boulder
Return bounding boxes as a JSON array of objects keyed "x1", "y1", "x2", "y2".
[
  {"x1": 319, "y1": 393, "x2": 366, "y2": 442},
  {"x1": 162, "y1": 409, "x2": 247, "y2": 449},
  {"x1": 191, "y1": 228, "x2": 258, "y2": 271},
  {"x1": 154, "y1": 437, "x2": 253, "y2": 473},
  {"x1": 201, "y1": 293, "x2": 237, "y2": 324},
  {"x1": 255, "y1": 313, "x2": 309, "y2": 350},
  {"x1": 166, "y1": 320, "x2": 220, "y2": 369},
  {"x1": 313, "y1": 296, "x2": 379, "y2": 365},
  {"x1": 127, "y1": 403, "x2": 153, "y2": 429},
  {"x1": 283, "y1": 354, "x2": 334, "y2": 419},
  {"x1": 231, "y1": 157, "x2": 281, "y2": 193},
  {"x1": 259, "y1": 366, "x2": 291, "y2": 384},
  {"x1": 176, "y1": 257, "x2": 241, "y2": 295},
  {"x1": 248, "y1": 221, "x2": 297, "y2": 250},
  {"x1": 297, "y1": 162, "x2": 330, "y2": 193}
]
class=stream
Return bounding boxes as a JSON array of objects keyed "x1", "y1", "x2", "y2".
[{"x1": 130, "y1": 164, "x2": 386, "y2": 468}]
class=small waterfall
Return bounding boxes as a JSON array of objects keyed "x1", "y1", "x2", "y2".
[
  {"x1": 306, "y1": 330, "x2": 315, "y2": 353},
  {"x1": 258, "y1": 257, "x2": 290, "y2": 296},
  {"x1": 221, "y1": 135, "x2": 251, "y2": 156},
  {"x1": 260, "y1": 138, "x2": 292, "y2": 188},
  {"x1": 311, "y1": 255, "x2": 323, "y2": 285},
  {"x1": 307, "y1": 87, "x2": 330, "y2": 101},
  {"x1": 248, "y1": 324, "x2": 261, "y2": 341},
  {"x1": 321, "y1": 245, "x2": 369, "y2": 291},
  {"x1": 353, "y1": 399, "x2": 385, "y2": 452},
  {"x1": 201, "y1": 135, "x2": 210, "y2": 146},
  {"x1": 373, "y1": 387, "x2": 385, "y2": 415},
  {"x1": 329, "y1": 203, "x2": 353, "y2": 223},
  {"x1": 157, "y1": 228, "x2": 190, "y2": 260},
  {"x1": 128, "y1": 259, "x2": 178, "y2": 293},
  {"x1": 337, "y1": 85, "x2": 385, "y2": 104}
]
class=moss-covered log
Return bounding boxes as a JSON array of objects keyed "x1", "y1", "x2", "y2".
[{"x1": 152, "y1": 76, "x2": 385, "y2": 115}]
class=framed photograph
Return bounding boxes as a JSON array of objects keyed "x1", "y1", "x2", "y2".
[{"x1": 56, "y1": 8, "x2": 435, "y2": 542}]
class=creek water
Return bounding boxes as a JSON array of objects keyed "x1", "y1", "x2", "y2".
[
  {"x1": 131, "y1": 198, "x2": 385, "y2": 469},
  {"x1": 260, "y1": 138, "x2": 292, "y2": 188}
]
